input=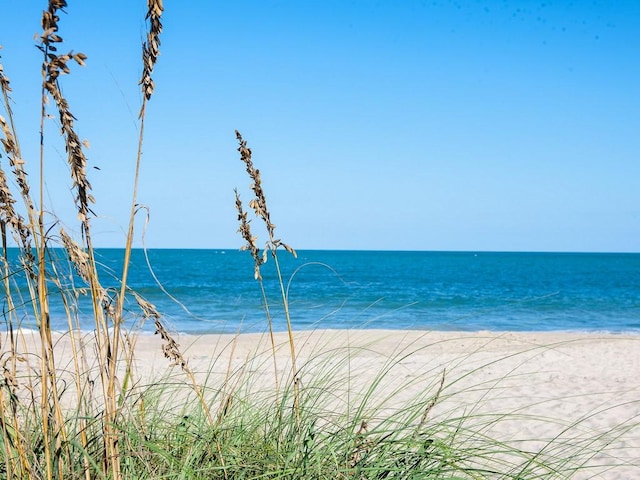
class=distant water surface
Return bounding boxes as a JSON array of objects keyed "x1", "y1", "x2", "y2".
[{"x1": 4, "y1": 249, "x2": 640, "y2": 334}]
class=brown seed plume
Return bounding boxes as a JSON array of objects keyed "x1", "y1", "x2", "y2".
[
  {"x1": 134, "y1": 293, "x2": 189, "y2": 370},
  {"x1": 235, "y1": 130, "x2": 296, "y2": 257},
  {"x1": 0, "y1": 65, "x2": 35, "y2": 270},
  {"x1": 40, "y1": 1, "x2": 93, "y2": 229},
  {"x1": 235, "y1": 189, "x2": 264, "y2": 280},
  {"x1": 140, "y1": 0, "x2": 164, "y2": 107}
]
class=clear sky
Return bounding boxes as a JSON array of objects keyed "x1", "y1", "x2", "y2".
[{"x1": 1, "y1": 1, "x2": 638, "y2": 252}]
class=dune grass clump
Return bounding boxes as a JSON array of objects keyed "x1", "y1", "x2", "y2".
[
  {"x1": 0, "y1": 2, "x2": 637, "y2": 479},
  {"x1": 1, "y1": 1, "x2": 167, "y2": 478}
]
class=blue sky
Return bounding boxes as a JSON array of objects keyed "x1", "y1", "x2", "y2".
[{"x1": 0, "y1": 1, "x2": 638, "y2": 252}]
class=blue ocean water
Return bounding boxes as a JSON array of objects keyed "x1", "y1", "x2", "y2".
[{"x1": 4, "y1": 249, "x2": 640, "y2": 334}]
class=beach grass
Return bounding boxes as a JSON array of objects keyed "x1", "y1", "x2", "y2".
[{"x1": 0, "y1": 2, "x2": 638, "y2": 479}]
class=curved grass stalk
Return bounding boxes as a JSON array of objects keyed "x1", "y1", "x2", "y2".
[
  {"x1": 112, "y1": 2, "x2": 164, "y2": 476},
  {"x1": 234, "y1": 132, "x2": 300, "y2": 427}
]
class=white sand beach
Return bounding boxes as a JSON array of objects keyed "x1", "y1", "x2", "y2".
[
  {"x1": 12, "y1": 329, "x2": 640, "y2": 478},
  {"x1": 136, "y1": 329, "x2": 640, "y2": 478}
]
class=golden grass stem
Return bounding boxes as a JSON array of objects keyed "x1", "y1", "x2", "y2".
[
  {"x1": 117, "y1": 0, "x2": 164, "y2": 382},
  {"x1": 38, "y1": 2, "x2": 121, "y2": 477},
  {"x1": 38, "y1": 7, "x2": 57, "y2": 479},
  {"x1": 112, "y1": 1, "x2": 164, "y2": 468}
]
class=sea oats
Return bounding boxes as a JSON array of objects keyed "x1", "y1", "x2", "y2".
[
  {"x1": 235, "y1": 130, "x2": 300, "y2": 425},
  {"x1": 236, "y1": 132, "x2": 274, "y2": 243},
  {"x1": 0, "y1": 116, "x2": 32, "y2": 207},
  {"x1": 39, "y1": 2, "x2": 93, "y2": 230},
  {"x1": 135, "y1": 290, "x2": 218, "y2": 446},
  {"x1": 59, "y1": 228, "x2": 91, "y2": 283},
  {"x1": 140, "y1": 0, "x2": 164, "y2": 107},
  {"x1": 235, "y1": 131, "x2": 296, "y2": 258},
  {"x1": 0, "y1": 62, "x2": 36, "y2": 278},
  {"x1": 235, "y1": 189, "x2": 263, "y2": 280},
  {"x1": 0, "y1": 159, "x2": 30, "y2": 253}
]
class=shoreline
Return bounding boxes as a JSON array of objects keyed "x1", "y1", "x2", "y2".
[{"x1": 30, "y1": 326, "x2": 640, "y2": 337}]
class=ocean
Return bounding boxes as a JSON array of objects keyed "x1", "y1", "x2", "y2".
[{"x1": 4, "y1": 249, "x2": 640, "y2": 335}]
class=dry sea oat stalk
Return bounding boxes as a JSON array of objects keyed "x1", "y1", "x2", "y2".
[
  {"x1": 235, "y1": 130, "x2": 296, "y2": 258},
  {"x1": 59, "y1": 228, "x2": 92, "y2": 283},
  {"x1": 134, "y1": 292, "x2": 189, "y2": 370},
  {"x1": 140, "y1": 0, "x2": 164, "y2": 108},
  {"x1": 40, "y1": 0, "x2": 93, "y2": 228},
  {"x1": 59, "y1": 228, "x2": 115, "y2": 317},
  {"x1": 235, "y1": 130, "x2": 300, "y2": 424},
  {"x1": 0, "y1": 116, "x2": 32, "y2": 210},
  {"x1": 235, "y1": 189, "x2": 264, "y2": 280},
  {"x1": 0, "y1": 153, "x2": 30, "y2": 251},
  {"x1": 0, "y1": 58, "x2": 36, "y2": 270}
]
